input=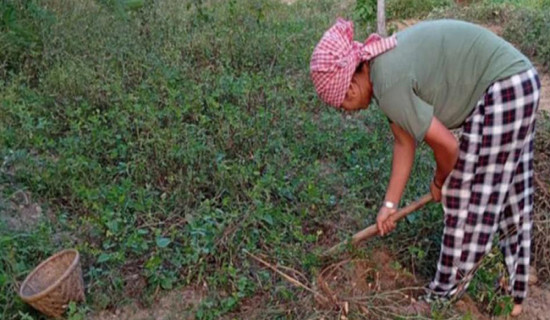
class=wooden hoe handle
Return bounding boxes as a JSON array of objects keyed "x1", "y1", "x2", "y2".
[
  {"x1": 324, "y1": 193, "x2": 433, "y2": 256},
  {"x1": 351, "y1": 193, "x2": 433, "y2": 245}
]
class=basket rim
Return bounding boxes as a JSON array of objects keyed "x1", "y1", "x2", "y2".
[{"x1": 19, "y1": 249, "x2": 80, "y2": 302}]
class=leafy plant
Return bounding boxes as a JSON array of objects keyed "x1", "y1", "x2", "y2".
[
  {"x1": 354, "y1": 0, "x2": 377, "y2": 24},
  {"x1": 387, "y1": 0, "x2": 453, "y2": 19}
]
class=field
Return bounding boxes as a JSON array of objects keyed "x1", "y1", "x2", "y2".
[{"x1": 1, "y1": 0, "x2": 550, "y2": 319}]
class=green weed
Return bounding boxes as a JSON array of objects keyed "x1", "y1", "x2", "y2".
[
  {"x1": 354, "y1": 0, "x2": 377, "y2": 24},
  {"x1": 1, "y1": 0, "x2": 387, "y2": 318},
  {"x1": 387, "y1": 0, "x2": 453, "y2": 19}
]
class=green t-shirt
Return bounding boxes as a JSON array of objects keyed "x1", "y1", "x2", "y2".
[{"x1": 370, "y1": 19, "x2": 532, "y2": 142}]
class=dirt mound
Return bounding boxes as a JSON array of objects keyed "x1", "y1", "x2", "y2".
[
  {"x1": 314, "y1": 250, "x2": 491, "y2": 319},
  {"x1": 317, "y1": 250, "x2": 418, "y2": 296},
  {"x1": 315, "y1": 250, "x2": 422, "y2": 318}
]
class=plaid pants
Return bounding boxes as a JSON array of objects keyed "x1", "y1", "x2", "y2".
[{"x1": 428, "y1": 67, "x2": 540, "y2": 304}]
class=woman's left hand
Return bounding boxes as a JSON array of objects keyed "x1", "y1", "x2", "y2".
[{"x1": 430, "y1": 179, "x2": 442, "y2": 202}]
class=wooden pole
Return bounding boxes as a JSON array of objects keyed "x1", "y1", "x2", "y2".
[
  {"x1": 377, "y1": 0, "x2": 386, "y2": 36},
  {"x1": 323, "y1": 193, "x2": 433, "y2": 256}
]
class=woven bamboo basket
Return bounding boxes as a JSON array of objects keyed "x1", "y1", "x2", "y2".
[{"x1": 19, "y1": 249, "x2": 85, "y2": 318}]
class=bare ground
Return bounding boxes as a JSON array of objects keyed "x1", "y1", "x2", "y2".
[
  {"x1": 0, "y1": 188, "x2": 43, "y2": 232},
  {"x1": 516, "y1": 284, "x2": 550, "y2": 320},
  {"x1": 88, "y1": 287, "x2": 205, "y2": 320},
  {"x1": 537, "y1": 72, "x2": 550, "y2": 112}
]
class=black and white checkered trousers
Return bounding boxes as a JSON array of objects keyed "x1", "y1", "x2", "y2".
[{"x1": 428, "y1": 67, "x2": 540, "y2": 304}]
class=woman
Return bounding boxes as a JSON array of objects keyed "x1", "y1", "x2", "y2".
[{"x1": 310, "y1": 18, "x2": 540, "y2": 316}]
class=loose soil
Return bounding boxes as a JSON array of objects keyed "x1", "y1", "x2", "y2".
[
  {"x1": 0, "y1": 189, "x2": 43, "y2": 232},
  {"x1": 89, "y1": 287, "x2": 205, "y2": 320},
  {"x1": 517, "y1": 284, "x2": 550, "y2": 320}
]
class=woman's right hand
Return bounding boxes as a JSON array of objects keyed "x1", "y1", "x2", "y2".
[{"x1": 376, "y1": 206, "x2": 397, "y2": 236}]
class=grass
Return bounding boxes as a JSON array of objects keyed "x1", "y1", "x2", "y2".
[
  {"x1": 0, "y1": 0, "x2": 548, "y2": 319},
  {"x1": 0, "y1": 1, "x2": 435, "y2": 319},
  {"x1": 386, "y1": 0, "x2": 454, "y2": 20}
]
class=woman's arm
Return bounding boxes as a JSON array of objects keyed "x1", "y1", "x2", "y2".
[
  {"x1": 377, "y1": 122, "x2": 416, "y2": 236},
  {"x1": 423, "y1": 117, "x2": 459, "y2": 201},
  {"x1": 386, "y1": 123, "x2": 416, "y2": 203}
]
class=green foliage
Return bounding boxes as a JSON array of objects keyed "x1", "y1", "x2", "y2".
[
  {"x1": 0, "y1": 0, "x2": 548, "y2": 319},
  {"x1": 502, "y1": 8, "x2": 550, "y2": 72},
  {"x1": 0, "y1": 222, "x2": 57, "y2": 319},
  {"x1": 66, "y1": 302, "x2": 90, "y2": 320},
  {"x1": 486, "y1": 0, "x2": 550, "y2": 9},
  {"x1": 387, "y1": 0, "x2": 453, "y2": 19},
  {"x1": 466, "y1": 249, "x2": 516, "y2": 316},
  {"x1": 354, "y1": 0, "x2": 377, "y2": 24},
  {"x1": 0, "y1": 1, "x2": 53, "y2": 78},
  {"x1": 0, "y1": 0, "x2": 395, "y2": 318}
]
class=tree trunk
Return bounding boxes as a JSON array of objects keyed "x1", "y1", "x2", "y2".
[{"x1": 377, "y1": 0, "x2": 386, "y2": 36}]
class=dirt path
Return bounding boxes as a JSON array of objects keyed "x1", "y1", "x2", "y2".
[
  {"x1": 537, "y1": 72, "x2": 550, "y2": 112},
  {"x1": 89, "y1": 287, "x2": 204, "y2": 320}
]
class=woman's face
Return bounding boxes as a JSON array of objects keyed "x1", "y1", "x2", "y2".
[{"x1": 341, "y1": 63, "x2": 373, "y2": 112}]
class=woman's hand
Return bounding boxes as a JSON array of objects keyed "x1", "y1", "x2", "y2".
[
  {"x1": 377, "y1": 123, "x2": 415, "y2": 237},
  {"x1": 424, "y1": 117, "x2": 458, "y2": 203},
  {"x1": 430, "y1": 178, "x2": 442, "y2": 202},
  {"x1": 376, "y1": 206, "x2": 397, "y2": 236}
]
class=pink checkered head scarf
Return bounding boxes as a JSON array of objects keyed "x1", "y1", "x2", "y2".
[{"x1": 310, "y1": 18, "x2": 397, "y2": 108}]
